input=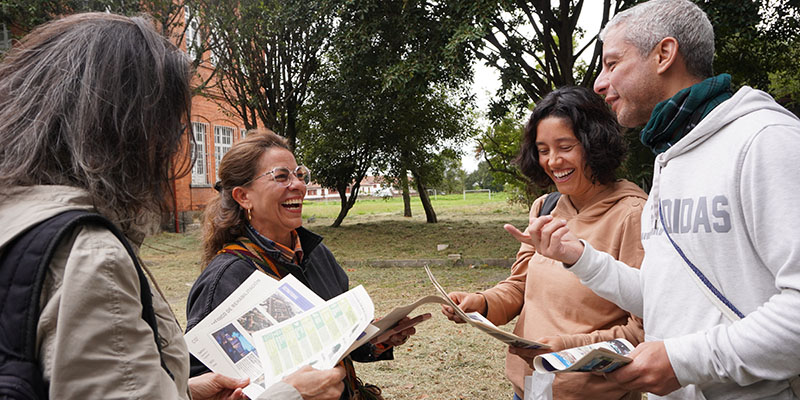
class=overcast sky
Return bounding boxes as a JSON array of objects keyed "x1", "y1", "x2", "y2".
[{"x1": 462, "y1": 1, "x2": 606, "y2": 172}]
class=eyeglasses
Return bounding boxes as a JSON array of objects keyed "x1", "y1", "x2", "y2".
[{"x1": 248, "y1": 165, "x2": 311, "y2": 187}]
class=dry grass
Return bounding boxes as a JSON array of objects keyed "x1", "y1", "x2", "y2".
[
  {"x1": 142, "y1": 196, "x2": 530, "y2": 399},
  {"x1": 304, "y1": 192, "x2": 529, "y2": 262},
  {"x1": 347, "y1": 265, "x2": 517, "y2": 400}
]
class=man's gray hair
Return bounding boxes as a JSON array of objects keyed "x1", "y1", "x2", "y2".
[{"x1": 600, "y1": 0, "x2": 715, "y2": 78}]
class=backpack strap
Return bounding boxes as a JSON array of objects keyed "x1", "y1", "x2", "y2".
[
  {"x1": 538, "y1": 192, "x2": 562, "y2": 217},
  {"x1": 657, "y1": 202, "x2": 744, "y2": 321},
  {"x1": 0, "y1": 210, "x2": 173, "y2": 394},
  {"x1": 657, "y1": 202, "x2": 800, "y2": 397}
]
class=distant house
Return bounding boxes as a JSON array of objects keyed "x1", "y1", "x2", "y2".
[
  {"x1": 304, "y1": 183, "x2": 336, "y2": 200},
  {"x1": 305, "y1": 176, "x2": 409, "y2": 201}
]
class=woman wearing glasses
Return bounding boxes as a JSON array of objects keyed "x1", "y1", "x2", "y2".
[{"x1": 186, "y1": 129, "x2": 420, "y2": 399}]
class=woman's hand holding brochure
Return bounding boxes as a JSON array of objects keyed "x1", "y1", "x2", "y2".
[{"x1": 509, "y1": 336, "x2": 565, "y2": 367}]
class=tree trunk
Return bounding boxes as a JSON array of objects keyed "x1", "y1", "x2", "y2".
[
  {"x1": 400, "y1": 171, "x2": 412, "y2": 217},
  {"x1": 331, "y1": 180, "x2": 362, "y2": 227},
  {"x1": 412, "y1": 170, "x2": 437, "y2": 223},
  {"x1": 332, "y1": 183, "x2": 350, "y2": 227}
]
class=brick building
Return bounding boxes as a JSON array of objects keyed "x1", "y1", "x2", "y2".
[
  {"x1": 1, "y1": 14, "x2": 377, "y2": 232},
  {"x1": 167, "y1": 7, "x2": 253, "y2": 232}
]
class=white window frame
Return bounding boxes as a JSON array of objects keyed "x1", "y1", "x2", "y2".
[
  {"x1": 184, "y1": 6, "x2": 200, "y2": 59},
  {"x1": 0, "y1": 23, "x2": 9, "y2": 53},
  {"x1": 191, "y1": 122, "x2": 209, "y2": 185},
  {"x1": 240, "y1": 128, "x2": 247, "y2": 140},
  {"x1": 214, "y1": 125, "x2": 234, "y2": 181},
  {"x1": 209, "y1": 28, "x2": 221, "y2": 66}
]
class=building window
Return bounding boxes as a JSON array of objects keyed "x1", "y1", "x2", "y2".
[
  {"x1": 184, "y1": 6, "x2": 200, "y2": 59},
  {"x1": 214, "y1": 125, "x2": 234, "y2": 181},
  {"x1": 192, "y1": 122, "x2": 208, "y2": 185},
  {"x1": 240, "y1": 128, "x2": 247, "y2": 140},
  {"x1": 0, "y1": 23, "x2": 9, "y2": 54},
  {"x1": 208, "y1": 28, "x2": 221, "y2": 65}
]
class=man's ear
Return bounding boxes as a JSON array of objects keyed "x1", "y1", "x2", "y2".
[
  {"x1": 231, "y1": 186, "x2": 251, "y2": 210},
  {"x1": 654, "y1": 36, "x2": 680, "y2": 74}
]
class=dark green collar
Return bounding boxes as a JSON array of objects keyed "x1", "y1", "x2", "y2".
[{"x1": 640, "y1": 74, "x2": 732, "y2": 154}]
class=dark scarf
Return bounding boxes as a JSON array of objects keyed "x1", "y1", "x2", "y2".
[
  {"x1": 640, "y1": 74, "x2": 733, "y2": 154},
  {"x1": 217, "y1": 236, "x2": 288, "y2": 279}
]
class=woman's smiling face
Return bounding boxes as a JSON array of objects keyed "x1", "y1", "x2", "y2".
[
  {"x1": 241, "y1": 147, "x2": 306, "y2": 246},
  {"x1": 535, "y1": 116, "x2": 600, "y2": 205}
]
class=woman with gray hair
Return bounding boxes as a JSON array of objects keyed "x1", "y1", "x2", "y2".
[{"x1": 0, "y1": 12, "x2": 343, "y2": 400}]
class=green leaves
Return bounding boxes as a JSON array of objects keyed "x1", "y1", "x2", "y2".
[
  {"x1": 2, "y1": 0, "x2": 184, "y2": 35},
  {"x1": 194, "y1": 0, "x2": 337, "y2": 149},
  {"x1": 300, "y1": 0, "x2": 478, "y2": 226}
]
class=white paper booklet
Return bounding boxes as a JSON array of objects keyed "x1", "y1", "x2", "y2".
[
  {"x1": 424, "y1": 266, "x2": 549, "y2": 350},
  {"x1": 533, "y1": 338, "x2": 634, "y2": 373},
  {"x1": 251, "y1": 285, "x2": 374, "y2": 388},
  {"x1": 184, "y1": 271, "x2": 370, "y2": 399}
]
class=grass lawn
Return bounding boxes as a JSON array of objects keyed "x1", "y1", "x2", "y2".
[
  {"x1": 142, "y1": 192, "x2": 530, "y2": 399},
  {"x1": 304, "y1": 192, "x2": 530, "y2": 261}
]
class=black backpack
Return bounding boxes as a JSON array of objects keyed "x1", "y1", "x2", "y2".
[
  {"x1": 0, "y1": 210, "x2": 171, "y2": 399},
  {"x1": 538, "y1": 192, "x2": 561, "y2": 217}
]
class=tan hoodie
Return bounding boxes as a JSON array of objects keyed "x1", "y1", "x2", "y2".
[{"x1": 482, "y1": 179, "x2": 647, "y2": 400}]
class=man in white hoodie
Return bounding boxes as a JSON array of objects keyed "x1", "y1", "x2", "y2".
[{"x1": 505, "y1": 0, "x2": 800, "y2": 399}]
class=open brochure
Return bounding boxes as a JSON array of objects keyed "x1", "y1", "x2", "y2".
[
  {"x1": 346, "y1": 294, "x2": 447, "y2": 352},
  {"x1": 184, "y1": 272, "x2": 374, "y2": 399},
  {"x1": 250, "y1": 285, "x2": 373, "y2": 385},
  {"x1": 184, "y1": 266, "x2": 549, "y2": 398},
  {"x1": 533, "y1": 338, "x2": 634, "y2": 373},
  {"x1": 424, "y1": 266, "x2": 549, "y2": 350}
]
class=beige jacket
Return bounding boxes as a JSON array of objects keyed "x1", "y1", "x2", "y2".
[
  {"x1": 1, "y1": 186, "x2": 303, "y2": 399},
  {"x1": 0, "y1": 186, "x2": 192, "y2": 398},
  {"x1": 482, "y1": 180, "x2": 647, "y2": 400},
  {"x1": 0, "y1": 186, "x2": 304, "y2": 400}
]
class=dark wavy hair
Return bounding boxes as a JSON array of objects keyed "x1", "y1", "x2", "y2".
[
  {"x1": 516, "y1": 86, "x2": 626, "y2": 188},
  {"x1": 0, "y1": 13, "x2": 193, "y2": 226},
  {"x1": 202, "y1": 129, "x2": 291, "y2": 265}
]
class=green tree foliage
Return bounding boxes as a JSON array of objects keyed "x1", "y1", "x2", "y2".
[
  {"x1": 704, "y1": 0, "x2": 800, "y2": 92},
  {"x1": 465, "y1": 161, "x2": 505, "y2": 192},
  {"x1": 447, "y1": 0, "x2": 637, "y2": 119},
  {"x1": 192, "y1": 0, "x2": 337, "y2": 150},
  {"x1": 768, "y1": 38, "x2": 800, "y2": 115},
  {"x1": 1, "y1": 0, "x2": 185, "y2": 37},
  {"x1": 381, "y1": 87, "x2": 477, "y2": 223},
  {"x1": 300, "y1": 37, "x2": 387, "y2": 227},
  {"x1": 303, "y1": 0, "x2": 476, "y2": 226},
  {"x1": 477, "y1": 115, "x2": 543, "y2": 205},
  {"x1": 428, "y1": 150, "x2": 465, "y2": 195},
  {"x1": 361, "y1": 0, "x2": 476, "y2": 224}
]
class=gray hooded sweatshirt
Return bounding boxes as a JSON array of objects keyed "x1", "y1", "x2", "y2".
[{"x1": 568, "y1": 86, "x2": 800, "y2": 399}]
